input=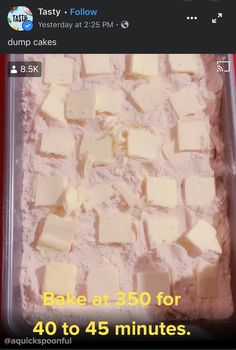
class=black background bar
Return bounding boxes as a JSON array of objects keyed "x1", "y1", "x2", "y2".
[{"x1": 0, "y1": 0, "x2": 235, "y2": 53}]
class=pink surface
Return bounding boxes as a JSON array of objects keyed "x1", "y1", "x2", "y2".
[
  {"x1": 0, "y1": 55, "x2": 236, "y2": 326},
  {"x1": 19, "y1": 54, "x2": 233, "y2": 324}
]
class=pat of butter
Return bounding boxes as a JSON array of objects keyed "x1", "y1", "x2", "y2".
[
  {"x1": 65, "y1": 90, "x2": 96, "y2": 121},
  {"x1": 96, "y1": 89, "x2": 122, "y2": 115},
  {"x1": 146, "y1": 216, "x2": 180, "y2": 248},
  {"x1": 98, "y1": 211, "x2": 135, "y2": 244},
  {"x1": 40, "y1": 128, "x2": 75, "y2": 157},
  {"x1": 42, "y1": 262, "x2": 76, "y2": 295},
  {"x1": 197, "y1": 261, "x2": 219, "y2": 298},
  {"x1": 128, "y1": 54, "x2": 159, "y2": 78},
  {"x1": 63, "y1": 185, "x2": 80, "y2": 214},
  {"x1": 83, "y1": 184, "x2": 114, "y2": 211},
  {"x1": 168, "y1": 54, "x2": 200, "y2": 74},
  {"x1": 44, "y1": 56, "x2": 74, "y2": 85},
  {"x1": 35, "y1": 174, "x2": 68, "y2": 207},
  {"x1": 136, "y1": 271, "x2": 171, "y2": 302},
  {"x1": 177, "y1": 121, "x2": 211, "y2": 151},
  {"x1": 40, "y1": 85, "x2": 68, "y2": 123},
  {"x1": 162, "y1": 140, "x2": 191, "y2": 167},
  {"x1": 170, "y1": 85, "x2": 205, "y2": 117},
  {"x1": 113, "y1": 182, "x2": 141, "y2": 208},
  {"x1": 86, "y1": 267, "x2": 119, "y2": 302},
  {"x1": 37, "y1": 214, "x2": 78, "y2": 252},
  {"x1": 80, "y1": 134, "x2": 112, "y2": 165},
  {"x1": 184, "y1": 175, "x2": 216, "y2": 207},
  {"x1": 127, "y1": 129, "x2": 162, "y2": 160},
  {"x1": 83, "y1": 54, "x2": 114, "y2": 75},
  {"x1": 78, "y1": 185, "x2": 90, "y2": 205},
  {"x1": 131, "y1": 81, "x2": 162, "y2": 113},
  {"x1": 184, "y1": 219, "x2": 222, "y2": 256},
  {"x1": 146, "y1": 176, "x2": 178, "y2": 208}
]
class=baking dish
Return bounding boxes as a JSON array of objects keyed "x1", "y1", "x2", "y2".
[{"x1": 2, "y1": 54, "x2": 236, "y2": 343}]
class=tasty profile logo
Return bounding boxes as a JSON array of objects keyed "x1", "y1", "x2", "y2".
[{"x1": 7, "y1": 6, "x2": 33, "y2": 31}]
